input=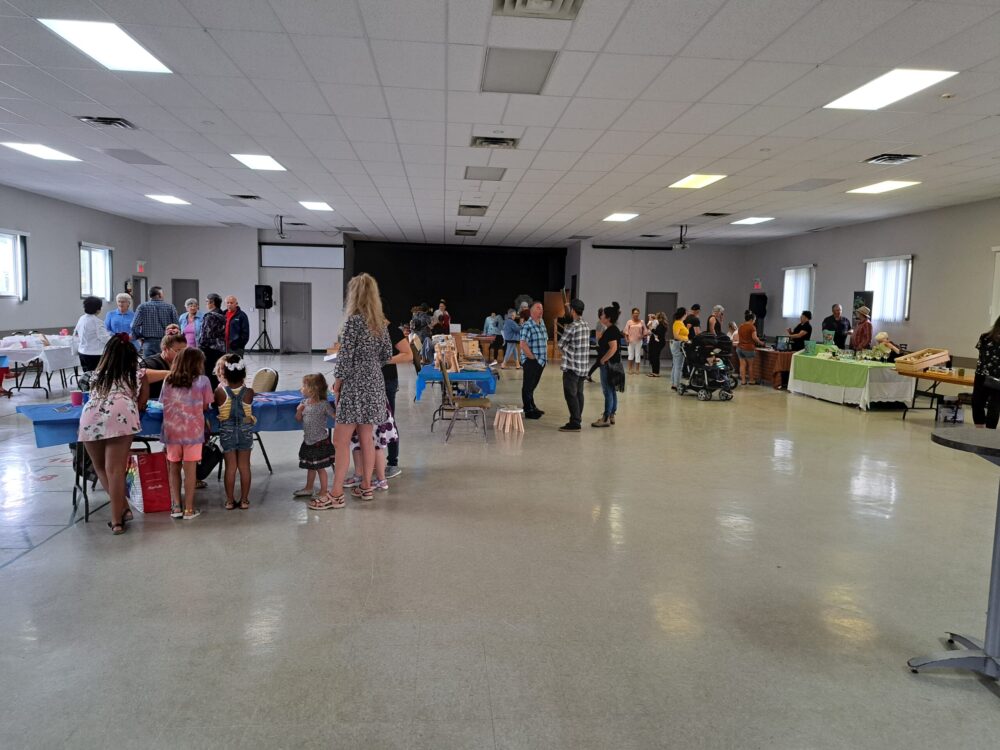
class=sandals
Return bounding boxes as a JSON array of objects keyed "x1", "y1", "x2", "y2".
[
  {"x1": 122, "y1": 507, "x2": 134, "y2": 522},
  {"x1": 308, "y1": 493, "x2": 345, "y2": 510},
  {"x1": 351, "y1": 486, "x2": 375, "y2": 501},
  {"x1": 171, "y1": 504, "x2": 183, "y2": 518},
  {"x1": 224, "y1": 499, "x2": 236, "y2": 510},
  {"x1": 239, "y1": 499, "x2": 250, "y2": 510},
  {"x1": 107, "y1": 516, "x2": 126, "y2": 535}
]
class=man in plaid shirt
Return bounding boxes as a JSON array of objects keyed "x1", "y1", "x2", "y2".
[
  {"x1": 130, "y1": 286, "x2": 178, "y2": 357},
  {"x1": 558, "y1": 299, "x2": 590, "y2": 432},
  {"x1": 518, "y1": 301, "x2": 548, "y2": 419}
]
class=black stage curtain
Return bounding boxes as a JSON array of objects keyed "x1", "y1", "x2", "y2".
[{"x1": 353, "y1": 242, "x2": 566, "y2": 331}]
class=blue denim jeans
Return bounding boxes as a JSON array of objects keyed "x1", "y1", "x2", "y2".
[
  {"x1": 670, "y1": 340, "x2": 685, "y2": 387},
  {"x1": 141, "y1": 339, "x2": 161, "y2": 358},
  {"x1": 599, "y1": 363, "x2": 617, "y2": 417}
]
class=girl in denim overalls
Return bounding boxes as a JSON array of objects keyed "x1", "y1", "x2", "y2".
[{"x1": 214, "y1": 354, "x2": 255, "y2": 509}]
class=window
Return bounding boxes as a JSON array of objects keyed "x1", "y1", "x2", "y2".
[
  {"x1": 864, "y1": 255, "x2": 912, "y2": 322},
  {"x1": 80, "y1": 242, "x2": 113, "y2": 301},
  {"x1": 0, "y1": 230, "x2": 27, "y2": 301},
  {"x1": 782, "y1": 265, "x2": 814, "y2": 318}
]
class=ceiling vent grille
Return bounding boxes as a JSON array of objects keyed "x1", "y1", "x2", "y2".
[
  {"x1": 471, "y1": 136, "x2": 519, "y2": 149},
  {"x1": 493, "y1": 0, "x2": 584, "y2": 20},
  {"x1": 335, "y1": 226, "x2": 360, "y2": 233},
  {"x1": 458, "y1": 204, "x2": 488, "y2": 217},
  {"x1": 701, "y1": 212, "x2": 730, "y2": 217},
  {"x1": 230, "y1": 194, "x2": 261, "y2": 200},
  {"x1": 285, "y1": 221, "x2": 308, "y2": 227},
  {"x1": 640, "y1": 234, "x2": 662, "y2": 238},
  {"x1": 76, "y1": 116, "x2": 137, "y2": 129},
  {"x1": 864, "y1": 153, "x2": 922, "y2": 165},
  {"x1": 568, "y1": 235, "x2": 592, "y2": 240},
  {"x1": 455, "y1": 228, "x2": 479, "y2": 237}
]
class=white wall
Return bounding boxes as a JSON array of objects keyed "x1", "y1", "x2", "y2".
[
  {"x1": 0, "y1": 183, "x2": 149, "y2": 331},
  {"x1": 259, "y1": 266, "x2": 344, "y2": 350},
  {"x1": 744, "y1": 197, "x2": 1000, "y2": 357},
  {"x1": 570, "y1": 240, "x2": 749, "y2": 325}
]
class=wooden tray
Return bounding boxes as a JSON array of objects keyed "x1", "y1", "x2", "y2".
[{"x1": 894, "y1": 348, "x2": 950, "y2": 374}]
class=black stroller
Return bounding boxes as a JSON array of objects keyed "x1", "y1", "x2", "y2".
[{"x1": 677, "y1": 333, "x2": 734, "y2": 401}]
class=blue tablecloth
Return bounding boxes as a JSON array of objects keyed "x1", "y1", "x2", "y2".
[
  {"x1": 414, "y1": 365, "x2": 496, "y2": 401},
  {"x1": 16, "y1": 390, "x2": 335, "y2": 449}
]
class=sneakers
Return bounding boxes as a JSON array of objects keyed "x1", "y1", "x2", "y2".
[
  {"x1": 591, "y1": 416, "x2": 610, "y2": 428},
  {"x1": 524, "y1": 410, "x2": 542, "y2": 420},
  {"x1": 374, "y1": 479, "x2": 389, "y2": 491},
  {"x1": 385, "y1": 466, "x2": 402, "y2": 479},
  {"x1": 182, "y1": 509, "x2": 201, "y2": 520},
  {"x1": 170, "y1": 505, "x2": 183, "y2": 519},
  {"x1": 342, "y1": 474, "x2": 363, "y2": 488},
  {"x1": 558, "y1": 423, "x2": 581, "y2": 432}
]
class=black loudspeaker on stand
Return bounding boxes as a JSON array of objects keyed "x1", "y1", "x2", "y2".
[{"x1": 250, "y1": 284, "x2": 275, "y2": 352}]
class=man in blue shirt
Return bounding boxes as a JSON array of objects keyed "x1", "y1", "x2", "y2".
[
  {"x1": 519, "y1": 302, "x2": 548, "y2": 419},
  {"x1": 131, "y1": 286, "x2": 178, "y2": 357}
]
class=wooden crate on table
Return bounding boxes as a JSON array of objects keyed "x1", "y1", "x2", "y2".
[{"x1": 895, "y1": 348, "x2": 950, "y2": 374}]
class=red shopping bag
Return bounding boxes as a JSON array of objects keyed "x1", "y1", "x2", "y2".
[{"x1": 127, "y1": 452, "x2": 171, "y2": 513}]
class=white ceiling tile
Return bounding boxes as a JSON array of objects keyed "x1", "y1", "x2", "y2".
[
  {"x1": 400, "y1": 144, "x2": 445, "y2": 165},
  {"x1": 360, "y1": 0, "x2": 446, "y2": 43},
  {"x1": 717, "y1": 106, "x2": 810, "y2": 136},
  {"x1": 292, "y1": 36, "x2": 380, "y2": 85},
  {"x1": 642, "y1": 57, "x2": 744, "y2": 102},
  {"x1": 488, "y1": 149, "x2": 537, "y2": 168},
  {"x1": 703, "y1": 61, "x2": 815, "y2": 106},
  {"x1": 665, "y1": 103, "x2": 750, "y2": 134},
  {"x1": 447, "y1": 0, "x2": 491, "y2": 44},
  {"x1": 612, "y1": 100, "x2": 689, "y2": 132},
  {"x1": 541, "y1": 51, "x2": 598, "y2": 97},
  {"x1": 118, "y1": 74, "x2": 217, "y2": 110},
  {"x1": 339, "y1": 116, "x2": 397, "y2": 143},
  {"x1": 447, "y1": 91, "x2": 507, "y2": 123},
  {"x1": 755, "y1": 0, "x2": 911, "y2": 63},
  {"x1": 0, "y1": 65, "x2": 91, "y2": 103},
  {"x1": 254, "y1": 79, "x2": 331, "y2": 115},
  {"x1": 606, "y1": 0, "x2": 728, "y2": 56},
  {"x1": 907, "y1": 13, "x2": 1000, "y2": 70},
  {"x1": 180, "y1": 0, "x2": 282, "y2": 32},
  {"x1": 371, "y1": 40, "x2": 446, "y2": 89},
  {"x1": 564, "y1": 0, "x2": 631, "y2": 51},
  {"x1": 225, "y1": 109, "x2": 290, "y2": 137},
  {"x1": 685, "y1": 0, "x2": 818, "y2": 59},
  {"x1": 0, "y1": 18, "x2": 99, "y2": 68},
  {"x1": 318, "y1": 84, "x2": 387, "y2": 118},
  {"x1": 384, "y1": 88, "x2": 446, "y2": 121},
  {"x1": 591, "y1": 130, "x2": 655, "y2": 154},
  {"x1": 557, "y1": 98, "x2": 630, "y2": 129},
  {"x1": 286, "y1": 114, "x2": 347, "y2": 141},
  {"x1": 185, "y1": 75, "x2": 273, "y2": 111},
  {"x1": 682, "y1": 134, "x2": 758, "y2": 158},
  {"x1": 269, "y1": 0, "x2": 364, "y2": 36},
  {"x1": 487, "y1": 17, "x2": 572, "y2": 50},
  {"x1": 448, "y1": 146, "x2": 489, "y2": 167},
  {"x1": 769, "y1": 108, "x2": 861, "y2": 138},
  {"x1": 502, "y1": 95, "x2": 570, "y2": 127},
  {"x1": 319, "y1": 157, "x2": 366, "y2": 173},
  {"x1": 635, "y1": 132, "x2": 706, "y2": 156},
  {"x1": 10, "y1": 0, "x2": 109, "y2": 19},
  {"x1": 210, "y1": 29, "x2": 311, "y2": 80},
  {"x1": 531, "y1": 151, "x2": 582, "y2": 170},
  {"x1": 394, "y1": 119, "x2": 446, "y2": 145},
  {"x1": 94, "y1": 0, "x2": 200, "y2": 25},
  {"x1": 765, "y1": 65, "x2": 886, "y2": 108},
  {"x1": 171, "y1": 107, "x2": 246, "y2": 135},
  {"x1": 571, "y1": 153, "x2": 625, "y2": 171},
  {"x1": 574, "y1": 54, "x2": 670, "y2": 101},
  {"x1": 246, "y1": 134, "x2": 310, "y2": 157},
  {"x1": 405, "y1": 162, "x2": 445, "y2": 178},
  {"x1": 352, "y1": 142, "x2": 400, "y2": 161},
  {"x1": 543, "y1": 129, "x2": 604, "y2": 152},
  {"x1": 447, "y1": 44, "x2": 484, "y2": 92}
]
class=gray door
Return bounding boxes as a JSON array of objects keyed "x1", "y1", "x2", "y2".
[
  {"x1": 130, "y1": 275, "x2": 147, "y2": 304},
  {"x1": 645, "y1": 291, "x2": 677, "y2": 360},
  {"x1": 280, "y1": 281, "x2": 312, "y2": 353},
  {"x1": 171, "y1": 278, "x2": 199, "y2": 309}
]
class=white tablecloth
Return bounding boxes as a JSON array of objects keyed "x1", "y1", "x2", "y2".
[
  {"x1": 0, "y1": 346, "x2": 77, "y2": 372},
  {"x1": 789, "y1": 358, "x2": 916, "y2": 410}
]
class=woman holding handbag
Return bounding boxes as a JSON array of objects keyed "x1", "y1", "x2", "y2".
[
  {"x1": 592, "y1": 305, "x2": 622, "y2": 428},
  {"x1": 973, "y1": 317, "x2": 1000, "y2": 428},
  {"x1": 646, "y1": 312, "x2": 668, "y2": 377}
]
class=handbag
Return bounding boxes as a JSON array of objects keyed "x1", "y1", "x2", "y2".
[
  {"x1": 985, "y1": 375, "x2": 1000, "y2": 391},
  {"x1": 126, "y1": 451, "x2": 171, "y2": 513},
  {"x1": 197, "y1": 437, "x2": 224, "y2": 481},
  {"x1": 608, "y1": 360, "x2": 626, "y2": 392}
]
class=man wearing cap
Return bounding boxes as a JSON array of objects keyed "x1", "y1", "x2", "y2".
[
  {"x1": 851, "y1": 306, "x2": 872, "y2": 351},
  {"x1": 684, "y1": 304, "x2": 702, "y2": 339},
  {"x1": 821, "y1": 304, "x2": 853, "y2": 349},
  {"x1": 558, "y1": 299, "x2": 590, "y2": 432}
]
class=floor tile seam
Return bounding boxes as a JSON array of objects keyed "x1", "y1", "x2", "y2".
[{"x1": 0, "y1": 512, "x2": 80, "y2": 572}]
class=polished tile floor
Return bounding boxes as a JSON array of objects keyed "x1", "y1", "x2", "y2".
[{"x1": 2, "y1": 354, "x2": 1000, "y2": 749}]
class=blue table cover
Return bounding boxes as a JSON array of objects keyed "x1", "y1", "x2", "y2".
[
  {"x1": 414, "y1": 365, "x2": 496, "y2": 401},
  {"x1": 16, "y1": 390, "x2": 335, "y2": 449}
]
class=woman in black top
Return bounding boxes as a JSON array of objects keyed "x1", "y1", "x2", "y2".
[
  {"x1": 646, "y1": 312, "x2": 668, "y2": 377},
  {"x1": 973, "y1": 317, "x2": 1000, "y2": 428},
  {"x1": 592, "y1": 306, "x2": 621, "y2": 428},
  {"x1": 786, "y1": 310, "x2": 813, "y2": 352}
]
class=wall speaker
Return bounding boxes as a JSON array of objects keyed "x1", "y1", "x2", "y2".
[
  {"x1": 748, "y1": 292, "x2": 767, "y2": 318},
  {"x1": 255, "y1": 284, "x2": 273, "y2": 309}
]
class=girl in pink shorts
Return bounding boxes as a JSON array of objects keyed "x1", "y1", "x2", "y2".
[{"x1": 160, "y1": 348, "x2": 213, "y2": 520}]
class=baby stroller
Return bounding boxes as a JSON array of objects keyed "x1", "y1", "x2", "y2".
[{"x1": 677, "y1": 333, "x2": 734, "y2": 401}]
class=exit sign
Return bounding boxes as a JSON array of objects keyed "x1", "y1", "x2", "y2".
[
  {"x1": 136, "y1": 260, "x2": 146, "y2": 273},
  {"x1": 753, "y1": 278, "x2": 762, "y2": 290}
]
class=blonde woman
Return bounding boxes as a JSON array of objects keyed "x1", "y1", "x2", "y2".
[{"x1": 311, "y1": 273, "x2": 392, "y2": 509}]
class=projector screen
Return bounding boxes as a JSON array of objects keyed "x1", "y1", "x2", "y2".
[{"x1": 260, "y1": 244, "x2": 344, "y2": 269}]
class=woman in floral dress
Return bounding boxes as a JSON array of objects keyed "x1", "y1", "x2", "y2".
[{"x1": 310, "y1": 273, "x2": 392, "y2": 509}]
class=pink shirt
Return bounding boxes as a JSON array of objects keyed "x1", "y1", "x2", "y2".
[
  {"x1": 183, "y1": 316, "x2": 197, "y2": 348},
  {"x1": 161, "y1": 375, "x2": 213, "y2": 445},
  {"x1": 624, "y1": 319, "x2": 647, "y2": 343}
]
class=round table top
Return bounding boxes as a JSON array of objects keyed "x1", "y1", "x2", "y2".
[{"x1": 932, "y1": 426, "x2": 1000, "y2": 458}]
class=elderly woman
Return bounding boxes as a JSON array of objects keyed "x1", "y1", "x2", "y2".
[
  {"x1": 852, "y1": 306, "x2": 873, "y2": 351},
  {"x1": 178, "y1": 298, "x2": 203, "y2": 349},
  {"x1": 104, "y1": 293, "x2": 136, "y2": 346}
]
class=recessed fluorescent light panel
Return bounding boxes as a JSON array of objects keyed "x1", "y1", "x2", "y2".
[
  {"x1": 847, "y1": 181, "x2": 920, "y2": 194},
  {"x1": 731, "y1": 217, "x2": 774, "y2": 225},
  {"x1": 1, "y1": 142, "x2": 80, "y2": 161},
  {"x1": 603, "y1": 213, "x2": 638, "y2": 222},
  {"x1": 482, "y1": 47, "x2": 557, "y2": 95},
  {"x1": 230, "y1": 153, "x2": 286, "y2": 171},
  {"x1": 464, "y1": 166, "x2": 507, "y2": 181},
  {"x1": 39, "y1": 20, "x2": 171, "y2": 73},
  {"x1": 669, "y1": 174, "x2": 726, "y2": 189},
  {"x1": 299, "y1": 201, "x2": 334, "y2": 211},
  {"x1": 824, "y1": 68, "x2": 957, "y2": 110},
  {"x1": 146, "y1": 194, "x2": 189, "y2": 205}
]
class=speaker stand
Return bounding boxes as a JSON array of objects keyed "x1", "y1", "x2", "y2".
[{"x1": 250, "y1": 309, "x2": 275, "y2": 352}]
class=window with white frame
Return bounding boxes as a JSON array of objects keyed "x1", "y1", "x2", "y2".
[
  {"x1": 864, "y1": 255, "x2": 912, "y2": 322},
  {"x1": 0, "y1": 230, "x2": 27, "y2": 301},
  {"x1": 80, "y1": 242, "x2": 113, "y2": 301},
  {"x1": 782, "y1": 265, "x2": 814, "y2": 318}
]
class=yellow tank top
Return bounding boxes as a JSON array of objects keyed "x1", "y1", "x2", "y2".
[{"x1": 218, "y1": 385, "x2": 256, "y2": 425}]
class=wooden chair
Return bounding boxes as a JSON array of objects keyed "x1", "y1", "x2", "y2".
[{"x1": 436, "y1": 367, "x2": 489, "y2": 441}]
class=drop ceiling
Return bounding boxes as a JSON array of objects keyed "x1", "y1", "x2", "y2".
[{"x1": 0, "y1": 0, "x2": 1000, "y2": 246}]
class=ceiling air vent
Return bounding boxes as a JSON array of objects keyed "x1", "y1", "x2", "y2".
[
  {"x1": 230, "y1": 194, "x2": 261, "y2": 200},
  {"x1": 568, "y1": 235, "x2": 593, "y2": 240},
  {"x1": 76, "y1": 116, "x2": 137, "y2": 129},
  {"x1": 286, "y1": 221, "x2": 308, "y2": 227},
  {"x1": 471, "y1": 135, "x2": 519, "y2": 149},
  {"x1": 493, "y1": 0, "x2": 584, "y2": 20},
  {"x1": 640, "y1": 234, "x2": 662, "y2": 238},
  {"x1": 335, "y1": 226, "x2": 360, "y2": 233},
  {"x1": 701, "y1": 212, "x2": 730, "y2": 217},
  {"x1": 864, "y1": 153, "x2": 922, "y2": 165},
  {"x1": 458, "y1": 204, "x2": 488, "y2": 217},
  {"x1": 455, "y1": 228, "x2": 479, "y2": 237}
]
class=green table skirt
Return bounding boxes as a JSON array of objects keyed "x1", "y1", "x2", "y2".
[{"x1": 791, "y1": 354, "x2": 896, "y2": 388}]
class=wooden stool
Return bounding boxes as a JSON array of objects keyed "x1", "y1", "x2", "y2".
[{"x1": 494, "y1": 405, "x2": 524, "y2": 433}]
